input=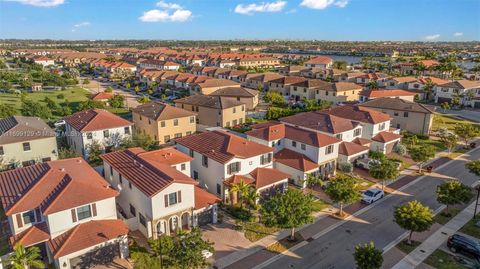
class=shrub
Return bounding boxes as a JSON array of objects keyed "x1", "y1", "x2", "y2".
[
  {"x1": 368, "y1": 150, "x2": 385, "y2": 160},
  {"x1": 338, "y1": 162, "x2": 353, "y2": 173},
  {"x1": 56, "y1": 93, "x2": 65, "y2": 99},
  {"x1": 226, "y1": 206, "x2": 253, "y2": 221},
  {"x1": 393, "y1": 143, "x2": 407, "y2": 156}
]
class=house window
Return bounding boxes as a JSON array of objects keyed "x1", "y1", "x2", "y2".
[
  {"x1": 173, "y1": 119, "x2": 178, "y2": 126},
  {"x1": 103, "y1": 130, "x2": 110, "y2": 138},
  {"x1": 325, "y1": 145, "x2": 334, "y2": 155},
  {"x1": 175, "y1": 133, "x2": 182, "y2": 138},
  {"x1": 336, "y1": 134, "x2": 342, "y2": 139},
  {"x1": 301, "y1": 144, "x2": 306, "y2": 150},
  {"x1": 186, "y1": 131, "x2": 192, "y2": 136},
  {"x1": 260, "y1": 153, "x2": 272, "y2": 165},
  {"x1": 393, "y1": 112, "x2": 399, "y2": 116},
  {"x1": 403, "y1": 112, "x2": 409, "y2": 117},
  {"x1": 86, "y1": 132, "x2": 93, "y2": 139},
  {"x1": 233, "y1": 119, "x2": 238, "y2": 126},
  {"x1": 242, "y1": 105, "x2": 245, "y2": 111},
  {"x1": 119, "y1": 174, "x2": 123, "y2": 184},
  {"x1": 161, "y1": 121, "x2": 166, "y2": 127},
  {"x1": 292, "y1": 141, "x2": 297, "y2": 147},
  {"x1": 0, "y1": 146, "x2": 3, "y2": 155},
  {"x1": 130, "y1": 204, "x2": 136, "y2": 217},
  {"x1": 139, "y1": 213, "x2": 146, "y2": 227},
  {"x1": 202, "y1": 155, "x2": 208, "y2": 167},
  {"x1": 233, "y1": 107, "x2": 236, "y2": 113},
  {"x1": 216, "y1": 184, "x2": 221, "y2": 195},
  {"x1": 76, "y1": 205, "x2": 92, "y2": 221},
  {"x1": 189, "y1": 149, "x2": 194, "y2": 157},
  {"x1": 22, "y1": 210, "x2": 35, "y2": 225},
  {"x1": 164, "y1": 135, "x2": 171, "y2": 142},
  {"x1": 190, "y1": 116, "x2": 195, "y2": 123},
  {"x1": 124, "y1": 127, "x2": 130, "y2": 134},
  {"x1": 354, "y1": 128, "x2": 361, "y2": 137},
  {"x1": 181, "y1": 163, "x2": 186, "y2": 171},
  {"x1": 148, "y1": 119, "x2": 151, "y2": 125},
  {"x1": 379, "y1": 123, "x2": 386, "y2": 130},
  {"x1": 22, "y1": 160, "x2": 35, "y2": 167},
  {"x1": 168, "y1": 192, "x2": 178, "y2": 205},
  {"x1": 227, "y1": 162, "x2": 241, "y2": 175},
  {"x1": 129, "y1": 182, "x2": 132, "y2": 189},
  {"x1": 22, "y1": 142, "x2": 31, "y2": 151},
  {"x1": 193, "y1": 171, "x2": 198, "y2": 179}
]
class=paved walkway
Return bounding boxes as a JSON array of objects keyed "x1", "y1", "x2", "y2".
[{"x1": 391, "y1": 200, "x2": 479, "y2": 269}]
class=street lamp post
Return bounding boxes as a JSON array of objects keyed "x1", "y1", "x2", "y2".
[
  {"x1": 474, "y1": 184, "x2": 480, "y2": 220},
  {"x1": 157, "y1": 232, "x2": 163, "y2": 269}
]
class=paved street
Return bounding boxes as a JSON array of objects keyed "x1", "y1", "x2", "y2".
[
  {"x1": 439, "y1": 108, "x2": 480, "y2": 123},
  {"x1": 255, "y1": 147, "x2": 480, "y2": 269},
  {"x1": 80, "y1": 77, "x2": 140, "y2": 108}
]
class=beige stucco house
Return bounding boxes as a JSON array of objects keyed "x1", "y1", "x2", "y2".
[{"x1": 208, "y1": 87, "x2": 260, "y2": 110}]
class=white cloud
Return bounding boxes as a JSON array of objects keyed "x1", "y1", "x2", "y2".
[
  {"x1": 72, "y1": 21, "x2": 90, "y2": 32},
  {"x1": 453, "y1": 32, "x2": 463, "y2": 37},
  {"x1": 4, "y1": 0, "x2": 64, "y2": 7},
  {"x1": 425, "y1": 34, "x2": 440, "y2": 40},
  {"x1": 156, "y1": 0, "x2": 182, "y2": 10},
  {"x1": 285, "y1": 8, "x2": 297, "y2": 14},
  {"x1": 234, "y1": 1, "x2": 287, "y2": 15},
  {"x1": 139, "y1": 8, "x2": 192, "y2": 22},
  {"x1": 300, "y1": 0, "x2": 349, "y2": 10}
]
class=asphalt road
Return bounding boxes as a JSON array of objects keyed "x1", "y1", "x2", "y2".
[{"x1": 262, "y1": 147, "x2": 480, "y2": 269}]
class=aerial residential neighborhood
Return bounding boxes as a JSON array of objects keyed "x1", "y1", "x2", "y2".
[{"x1": 0, "y1": 0, "x2": 479, "y2": 269}]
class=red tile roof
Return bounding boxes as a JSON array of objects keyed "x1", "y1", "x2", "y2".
[
  {"x1": 360, "y1": 89, "x2": 417, "y2": 99},
  {"x1": 101, "y1": 148, "x2": 197, "y2": 197},
  {"x1": 138, "y1": 147, "x2": 193, "y2": 166},
  {"x1": 225, "y1": 167, "x2": 290, "y2": 189},
  {"x1": 175, "y1": 131, "x2": 273, "y2": 164},
  {"x1": 285, "y1": 125, "x2": 341, "y2": 147},
  {"x1": 90, "y1": 92, "x2": 114, "y2": 101},
  {"x1": 246, "y1": 122, "x2": 285, "y2": 141},
  {"x1": 132, "y1": 102, "x2": 196, "y2": 121},
  {"x1": 64, "y1": 109, "x2": 132, "y2": 132},
  {"x1": 322, "y1": 106, "x2": 391, "y2": 124},
  {"x1": 274, "y1": 149, "x2": 318, "y2": 172},
  {"x1": 280, "y1": 111, "x2": 359, "y2": 134},
  {"x1": 194, "y1": 186, "x2": 220, "y2": 210},
  {"x1": 352, "y1": 137, "x2": 372, "y2": 146},
  {"x1": 48, "y1": 219, "x2": 128, "y2": 258},
  {"x1": 338, "y1": 141, "x2": 369, "y2": 156},
  {"x1": 305, "y1": 56, "x2": 333, "y2": 65},
  {"x1": 10, "y1": 222, "x2": 50, "y2": 248},
  {"x1": 0, "y1": 158, "x2": 118, "y2": 216},
  {"x1": 371, "y1": 131, "x2": 402, "y2": 143}
]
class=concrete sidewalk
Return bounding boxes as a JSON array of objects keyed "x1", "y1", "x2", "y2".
[{"x1": 391, "y1": 201, "x2": 479, "y2": 269}]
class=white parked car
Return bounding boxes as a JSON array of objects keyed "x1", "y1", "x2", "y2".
[
  {"x1": 53, "y1": 120, "x2": 66, "y2": 127},
  {"x1": 361, "y1": 188, "x2": 384, "y2": 204},
  {"x1": 201, "y1": 249, "x2": 213, "y2": 259},
  {"x1": 356, "y1": 158, "x2": 380, "y2": 170}
]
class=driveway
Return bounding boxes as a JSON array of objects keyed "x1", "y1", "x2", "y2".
[{"x1": 80, "y1": 77, "x2": 140, "y2": 108}]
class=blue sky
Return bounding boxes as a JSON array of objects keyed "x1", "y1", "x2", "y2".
[{"x1": 0, "y1": 0, "x2": 479, "y2": 41}]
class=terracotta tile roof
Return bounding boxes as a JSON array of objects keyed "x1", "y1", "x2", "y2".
[
  {"x1": 274, "y1": 149, "x2": 318, "y2": 172},
  {"x1": 194, "y1": 186, "x2": 220, "y2": 210},
  {"x1": 90, "y1": 92, "x2": 114, "y2": 100},
  {"x1": 132, "y1": 102, "x2": 196, "y2": 121},
  {"x1": 247, "y1": 73, "x2": 283, "y2": 83},
  {"x1": 390, "y1": 76, "x2": 417, "y2": 83},
  {"x1": 416, "y1": 77, "x2": 448, "y2": 85},
  {"x1": 209, "y1": 87, "x2": 259, "y2": 98},
  {"x1": 0, "y1": 116, "x2": 56, "y2": 145},
  {"x1": 352, "y1": 137, "x2": 372, "y2": 146},
  {"x1": 371, "y1": 131, "x2": 402, "y2": 143},
  {"x1": 269, "y1": 76, "x2": 308, "y2": 86},
  {"x1": 359, "y1": 97, "x2": 434, "y2": 114},
  {"x1": 305, "y1": 56, "x2": 333, "y2": 65},
  {"x1": 438, "y1": 79, "x2": 480, "y2": 89},
  {"x1": 175, "y1": 130, "x2": 273, "y2": 164},
  {"x1": 101, "y1": 148, "x2": 197, "y2": 197},
  {"x1": 291, "y1": 79, "x2": 330, "y2": 89},
  {"x1": 195, "y1": 78, "x2": 240, "y2": 88},
  {"x1": 322, "y1": 105, "x2": 391, "y2": 124},
  {"x1": 48, "y1": 219, "x2": 128, "y2": 258},
  {"x1": 280, "y1": 111, "x2": 358, "y2": 134},
  {"x1": 64, "y1": 109, "x2": 132, "y2": 132},
  {"x1": 338, "y1": 141, "x2": 369, "y2": 156},
  {"x1": 418, "y1": 60, "x2": 440, "y2": 67},
  {"x1": 360, "y1": 89, "x2": 417, "y2": 99},
  {"x1": 0, "y1": 158, "x2": 118, "y2": 216},
  {"x1": 246, "y1": 122, "x2": 285, "y2": 141},
  {"x1": 10, "y1": 222, "x2": 50, "y2": 248},
  {"x1": 137, "y1": 147, "x2": 193, "y2": 166},
  {"x1": 225, "y1": 167, "x2": 289, "y2": 189},
  {"x1": 174, "y1": 95, "x2": 243, "y2": 109},
  {"x1": 285, "y1": 125, "x2": 342, "y2": 147},
  {"x1": 316, "y1": 82, "x2": 363, "y2": 92}
]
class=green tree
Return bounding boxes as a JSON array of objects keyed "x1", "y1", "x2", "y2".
[
  {"x1": 305, "y1": 174, "x2": 323, "y2": 194},
  {"x1": 264, "y1": 91, "x2": 284, "y2": 105},
  {"x1": 454, "y1": 123, "x2": 479, "y2": 146},
  {"x1": 436, "y1": 180, "x2": 473, "y2": 216},
  {"x1": 77, "y1": 100, "x2": 106, "y2": 111},
  {"x1": 439, "y1": 133, "x2": 458, "y2": 153},
  {"x1": 86, "y1": 140, "x2": 103, "y2": 166},
  {"x1": 440, "y1": 102, "x2": 451, "y2": 112},
  {"x1": 242, "y1": 186, "x2": 260, "y2": 212},
  {"x1": 409, "y1": 145, "x2": 436, "y2": 173},
  {"x1": 168, "y1": 228, "x2": 214, "y2": 269},
  {"x1": 465, "y1": 160, "x2": 480, "y2": 176},
  {"x1": 82, "y1": 78, "x2": 90, "y2": 85},
  {"x1": 230, "y1": 179, "x2": 250, "y2": 208},
  {"x1": 57, "y1": 105, "x2": 72, "y2": 117},
  {"x1": 333, "y1": 61, "x2": 348, "y2": 70},
  {"x1": 422, "y1": 79, "x2": 435, "y2": 101},
  {"x1": 109, "y1": 94, "x2": 125, "y2": 108},
  {"x1": 58, "y1": 147, "x2": 80, "y2": 159},
  {"x1": 43, "y1": 96, "x2": 57, "y2": 110},
  {"x1": 137, "y1": 96, "x2": 150, "y2": 104},
  {"x1": 367, "y1": 80, "x2": 378, "y2": 90},
  {"x1": 0, "y1": 103, "x2": 15, "y2": 118},
  {"x1": 118, "y1": 132, "x2": 159, "y2": 151},
  {"x1": 262, "y1": 189, "x2": 314, "y2": 240},
  {"x1": 394, "y1": 200, "x2": 434, "y2": 245},
  {"x1": 369, "y1": 159, "x2": 399, "y2": 190},
  {"x1": 353, "y1": 242, "x2": 384, "y2": 269},
  {"x1": 324, "y1": 174, "x2": 361, "y2": 217},
  {"x1": 7, "y1": 243, "x2": 44, "y2": 269},
  {"x1": 20, "y1": 100, "x2": 52, "y2": 119},
  {"x1": 134, "y1": 85, "x2": 140, "y2": 94},
  {"x1": 125, "y1": 82, "x2": 131, "y2": 89},
  {"x1": 104, "y1": 86, "x2": 113, "y2": 93}
]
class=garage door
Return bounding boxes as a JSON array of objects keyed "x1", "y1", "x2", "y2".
[
  {"x1": 70, "y1": 243, "x2": 120, "y2": 269},
  {"x1": 385, "y1": 142, "x2": 395, "y2": 154},
  {"x1": 437, "y1": 97, "x2": 452, "y2": 104},
  {"x1": 197, "y1": 209, "x2": 212, "y2": 226},
  {"x1": 474, "y1": 101, "x2": 480, "y2": 109}
]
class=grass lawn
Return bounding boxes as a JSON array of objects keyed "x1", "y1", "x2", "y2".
[
  {"x1": 354, "y1": 175, "x2": 375, "y2": 191},
  {"x1": 396, "y1": 240, "x2": 421, "y2": 254},
  {"x1": 432, "y1": 114, "x2": 477, "y2": 132},
  {"x1": 434, "y1": 208, "x2": 461, "y2": 225},
  {"x1": 266, "y1": 233, "x2": 304, "y2": 254},
  {"x1": 459, "y1": 217, "x2": 480, "y2": 239},
  {"x1": 238, "y1": 221, "x2": 280, "y2": 242},
  {"x1": 312, "y1": 199, "x2": 330, "y2": 212},
  {"x1": 424, "y1": 249, "x2": 467, "y2": 269}
]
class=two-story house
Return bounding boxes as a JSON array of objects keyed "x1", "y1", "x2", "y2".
[
  {"x1": 0, "y1": 158, "x2": 128, "y2": 269},
  {"x1": 303, "y1": 56, "x2": 333, "y2": 69},
  {"x1": 101, "y1": 147, "x2": 219, "y2": 238},
  {"x1": 132, "y1": 102, "x2": 197, "y2": 144},
  {"x1": 246, "y1": 122, "x2": 342, "y2": 187},
  {"x1": 314, "y1": 82, "x2": 363, "y2": 104},
  {"x1": 208, "y1": 87, "x2": 260, "y2": 110},
  {"x1": 175, "y1": 130, "x2": 290, "y2": 203},
  {"x1": 64, "y1": 109, "x2": 133, "y2": 158},
  {"x1": 0, "y1": 116, "x2": 57, "y2": 170},
  {"x1": 174, "y1": 95, "x2": 246, "y2": 128},
  {"x1": 434, "y1": 80, "x2": 480, "y2": 108},
  {"x1": 268, "y1": 76, "x2": 308, "y2": 97}
]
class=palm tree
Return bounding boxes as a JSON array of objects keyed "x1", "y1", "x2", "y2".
[
  {"x1": 243, "y1": 186, "x2": 260, "y2": 212},
  {"x1": 7, "y1": 244, "x2": 44, "y2": 269},
  {"x1": 230, "y1": 180, "x2": 250, "y2": 208},
  {"x1": 367, "y1": 80, "x2": 378, "y2": 90},
  {"x1": 305, "y1": 174, "x2": 323, "y2": 194},
  {"x1": 414, "y1": 63, "x2": 427, "y2": 76},
  {"x1": 422, "y1": 79, "x2": 435, "y2": 102}
]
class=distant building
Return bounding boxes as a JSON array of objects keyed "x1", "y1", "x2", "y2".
[{"x1": 303, "y1": 56, "x2": 333, "y2": 69}]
